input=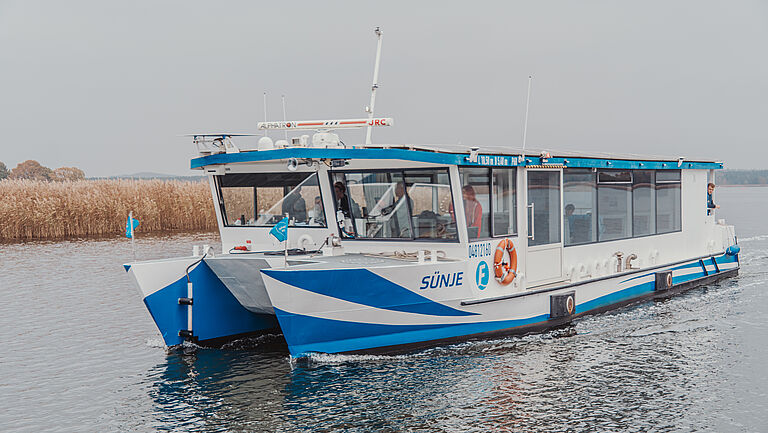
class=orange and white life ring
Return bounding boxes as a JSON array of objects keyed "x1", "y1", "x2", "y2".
[{"x1": 493, "y1": 238, "x2": 518, "y2": 285}]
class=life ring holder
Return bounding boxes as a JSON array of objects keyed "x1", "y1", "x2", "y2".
[{"x1": 493, "y1": 238, "x2": 518, "y2": 285}]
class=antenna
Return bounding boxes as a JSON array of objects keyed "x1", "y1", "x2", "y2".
[
  {"x1": 281, "y1": 95, "x2": 288, "y2": 140},
  {"x1": 263, "y1": 91, "x2": 268, "y2": 137},
  {"x1": 365, "y1": 26, "x2": 384, "y2": 145},
  {"x1": 521, "y1": 75, "x2": 533, "y2": 151}
]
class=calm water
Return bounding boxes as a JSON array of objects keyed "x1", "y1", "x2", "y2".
[{"x1": 1, "y1": 188, "x2": 767, "y2": 432}]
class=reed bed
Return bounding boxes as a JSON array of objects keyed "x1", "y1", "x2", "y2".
[{"x1": 0, "y1": 179, "x2": 216, "y2": 241}]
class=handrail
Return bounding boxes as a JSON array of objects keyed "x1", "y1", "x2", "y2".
[{"x1": 461, "y1": 251, "x2": 728, "y2": 306}]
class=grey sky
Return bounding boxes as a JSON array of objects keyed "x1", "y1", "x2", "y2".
[{"x1": 1, "y1": 1, "x2": 766, "y2": 177}]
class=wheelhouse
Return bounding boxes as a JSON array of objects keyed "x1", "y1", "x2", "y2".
[{"x1": 194, "y1": 141, "x2": 725, "y2": 295}]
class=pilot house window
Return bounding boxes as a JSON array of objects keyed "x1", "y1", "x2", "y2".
[
  {"x1": 330, "y1": 169, "x2": 457, "y2": 241},
  {"x1": 217, "y1": 172, "x2": 327, "y2": 227}
]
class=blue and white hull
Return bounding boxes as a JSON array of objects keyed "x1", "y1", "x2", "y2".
[
  {"x1": 126, "y1": 257, "x2": 278, "y2": 347},
  {"x1": 260, "y1": 252, "x2": 738, "y2": 357}
]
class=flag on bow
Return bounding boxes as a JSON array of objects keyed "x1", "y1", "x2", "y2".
[{"x1": 269, "y1": 216, "x2": 289, "y2": 242}]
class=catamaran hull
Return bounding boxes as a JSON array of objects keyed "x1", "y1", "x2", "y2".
[
  {"x1": 126, "y1": 257, "x2": 277, "y2": 347},
  {"x1": 261, "y1": 252, "x2": 739, "y2": 357}
]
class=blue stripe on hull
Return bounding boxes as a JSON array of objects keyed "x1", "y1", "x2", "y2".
[
  {"x1": 275, "y1": 253, "x2": 738, "y2": 357},
  {"x1": 143, "y1": 261, "x2": 277, "y2": 347},
  {"x1": 577, "y1": 281, "x2": 656, "y2": 314},
  {"x1": 582, "y1": 253, "x2": 737, "y2": 314},
  {"x1": 274, "y1": 307, "x2": 548, "y2": 356},
  {"x1": 262, "y1": 268, "x2": 477, "y2": 317}
]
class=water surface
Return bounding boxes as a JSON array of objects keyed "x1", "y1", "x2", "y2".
[{"x1": 1, "y1": 188, "x2": 766, "y2": 432}]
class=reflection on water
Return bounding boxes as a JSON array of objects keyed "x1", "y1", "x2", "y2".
[{"x1": 1, "y1": 189, "x2": 767, "y2": 432}]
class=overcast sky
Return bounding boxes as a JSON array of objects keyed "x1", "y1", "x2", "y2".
[{"x1": 1, "y1": 1, "x2": 766, "y2": 177}]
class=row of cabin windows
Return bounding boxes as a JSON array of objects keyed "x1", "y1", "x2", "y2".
[
  {"x1": 329, "y1": 168, "x2": 517, "y2": 241},
  {"x1": 215, "y1": 168, "x2": 518, "y2": 242},
  {"x1": 214, "y1": 168, "x2": 681, "y2": 245},
  {"x1": 564, "y1": 169, "x2": 681, "y2": 246}
]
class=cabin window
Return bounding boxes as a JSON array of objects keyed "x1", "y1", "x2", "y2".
[
  {"x1": 457, "y1": 168, "x2": 491, "y2": 239},
  {"x1": 563, "y1": 168, "x2": 682, "y2": 245},
  {"x1": 632, "y1": 170, "x2": 656, "y2": 236},
  {"x1": 564, "y1": 169, "x2": 597, "y2": 246},
  {"x1": 217, "y1": 172, "x2": 327, "y2": 227},
  {"x1": 404, "y1": 170, "x2": 456, "y2": 240},
  {"x1": 457, "y1": 167, "x2": 518, "y2": 239},
  {"x1": 656, "y1": 170, "x2": 682, "y2": 233},
  {"x1": 330, "y1": 169, "x2": 458, "y2": 241},
  {"x1": 491, "y1": 168, "x2": 517, "y2": 237},
  {"x1": 528, "y1": 171, "x2": 562, "y2": 246},
  {"x1": 597, "y1": 170, "x2": 633, "y2": 241}
]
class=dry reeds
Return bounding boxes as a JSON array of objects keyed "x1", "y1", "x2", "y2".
[{"x1": 0, "y1": 179, "x2": 216, "y2": 241}]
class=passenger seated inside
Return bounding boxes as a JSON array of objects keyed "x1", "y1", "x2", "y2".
[
  {"x1": 462, "y1": 185, "x2": 483, "y2": 238},
  {"x1": 384, "y1": 182, "x2": 413, "y2": 237},
  {"x1": 312, "y1": 196, "x2": 325, "y2": 225},
  {"x1": 334, "y1": 181, "x2": 360, "y2": 218},
  {"x1": 281, "y1": 185, "x2": 307, "y2": 223},
  {"x1": 565, "y1": 204, "x2": 592, "y2": 244},
  {"x1": 381, "y1": 182, "x2": 413, "y2": 215}
]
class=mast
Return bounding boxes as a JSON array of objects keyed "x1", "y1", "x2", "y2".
[
  {"x1": 522, "y1": 75, "x2": 533, "y2": 151},
  {"x1": 365, "y1": 27, "x2": 383, "y2": 145},
  {"x1": 263, "y1": 91, "x2": 268, "y2": 137},
  {"x1": 282, "y1": 94, "x2": 288, "y2": 140}
]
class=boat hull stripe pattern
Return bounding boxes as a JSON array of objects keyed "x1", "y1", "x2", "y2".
[
  {"x1": 270, "y1": 253, "x2": 738, "y2": 356},
  {"x1": 261, "y1": 268, "x2": 478, "y2": 317},
  {"x1": 274, "y1": 307, "x2": 549, "y2": 355}
]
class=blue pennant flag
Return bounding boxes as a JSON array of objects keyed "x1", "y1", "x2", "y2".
[
  {"x1": 125, "y1": 215, "x2": 140, "y2": 238},
  {"x1": 269, "y1": 216, "x2": 289, "y2": 242}
]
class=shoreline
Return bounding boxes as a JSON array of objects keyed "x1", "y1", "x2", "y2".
[{"x1": 0, "y1": 229, "x2": 219, "y2": 245}]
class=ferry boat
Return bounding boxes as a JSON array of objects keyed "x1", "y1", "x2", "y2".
[
  {"x1": 125, "y1": 132, "x2": 739, "y2": 356},
  {"x1": 125, "y1": 32, "x2": 739, "y2": 358}
]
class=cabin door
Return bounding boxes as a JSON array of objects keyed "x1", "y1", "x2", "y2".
[{"x1": 526, "y1": 169, "x2": 564, "y2": 286}]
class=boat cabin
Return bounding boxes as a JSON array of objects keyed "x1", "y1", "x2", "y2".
[{"x1": 192, "y1": 132, "x2": 728, "y2": 297}]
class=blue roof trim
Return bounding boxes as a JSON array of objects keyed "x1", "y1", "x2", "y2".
[{"x1": 190, "y1": 148, "x2": 724, "y2": 170}]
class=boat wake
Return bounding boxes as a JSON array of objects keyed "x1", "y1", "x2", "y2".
[
  {"x1": 145, "y1": 337, "x2": 166, "y2": 349},
  {"x1": 737, "y1": 234, "x2": 768, "y2": 242},
  {"x1": 295, "y1": 351, "x2": 429, "y2": 366}
]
